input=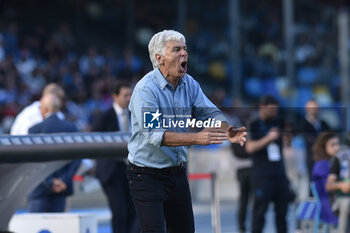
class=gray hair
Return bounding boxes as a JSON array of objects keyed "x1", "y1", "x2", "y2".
[
  {"x1": 41, "y1": 93, "x2": 62, "y2": 113},
  {"x1": 148, "y1": 30, "x2": 186, "y2": 69}
]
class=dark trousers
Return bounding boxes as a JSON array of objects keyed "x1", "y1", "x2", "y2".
[
  {"x1": 127, "y1": 164, "x2": 195, "y2": 233},
  {"x1": 237, "y1": 168, "x2": 252, "y2": 232},
  {"x1": 28, "y1": 195, "x2": 66, "y2": 212},
  {"x1": 252, "y1": 176, "x2": 289, "y2": 233},
  {"x1": 100, "y1": 163, "x2": 139, "y2": 233}
]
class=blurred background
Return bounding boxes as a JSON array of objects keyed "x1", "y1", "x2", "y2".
[
  {"x1": 0, "y1": 0, "x2": 349, "y2": 132},
  {"x1": 2, "y1": 0, "x2": 350, "y2": 232}
]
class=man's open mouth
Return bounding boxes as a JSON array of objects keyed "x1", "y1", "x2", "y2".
[{"x1": 181, "y1": 61, "x2": 187, "y2": 68}]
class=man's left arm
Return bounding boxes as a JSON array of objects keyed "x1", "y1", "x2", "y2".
[
  {"x1": 191, "y1": 81, "x2": 246, "y2": 145},
  {"x1": 59, "y1": 160, "x2": 82, "y2": 185}
]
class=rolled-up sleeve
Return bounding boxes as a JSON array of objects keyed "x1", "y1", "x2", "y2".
[
  {"x1": 130, "y1": 87, "x2": 166, "y2": 147},
  {"x1": 192, "y1": 81, "x2": 227, "y2": 123}
]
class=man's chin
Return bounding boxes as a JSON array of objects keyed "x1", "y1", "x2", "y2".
[{"x1": 179, "y1": 69, "x2": 187, "y2": 76}]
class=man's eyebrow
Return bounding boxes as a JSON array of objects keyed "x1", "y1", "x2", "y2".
[{"x1": 172, "y1": 45, "x2": 186, "y2": 50}]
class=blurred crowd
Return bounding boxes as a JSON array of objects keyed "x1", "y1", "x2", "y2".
[
  {"x1": 0, "y1": 22, "x2": 147, "y2": 133},
  {"x1": 0, "y1": 0, "x2": 345, "y2": 134},
  {"x1": 186, "y1": 0, "x2": 340, "y2": 108}
]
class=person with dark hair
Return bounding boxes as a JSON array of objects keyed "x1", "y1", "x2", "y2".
[
  {"x1": 92, "y1": 81, "x2": 139, "y2": 233},
  {"x1": 311, "y1": 132, "x2": 339, "y2": 226},
  {"x1": 245, "y1": 95, "x2": 290, "y2": 233}
]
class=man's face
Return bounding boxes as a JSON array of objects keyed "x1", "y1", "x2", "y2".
[
  {"x1": 305, "y1": 101, "x2": 319, "y2": 117},
  {"x1": 39, "y1": 101, "x2": 46, "y2": 118},
  {"x1": 157, "y1": 40, "x2": 188, "y2": 79},
  {"x1": 261, "y1": 104, "x2": 279, "y2": 120},
  {"x1": 113, "y1": 87, "x2": 132, "y2": 109}
]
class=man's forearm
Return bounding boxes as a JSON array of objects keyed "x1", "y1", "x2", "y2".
[
  {"x1": 220, "y1": 121, "x2": 228, "y2": 130},
  {"x1": 326, "y1": 175, "x2": 342, "y2": 191},
  {"x1": 326, "y1": 181, "x2": 341, "y2": 191},
  {"x1": 162, "y1": 131, "x2": 198, "y2": 146},
  {"x1": 245, "y1": 136, "x2": 271, "y2": 154}
]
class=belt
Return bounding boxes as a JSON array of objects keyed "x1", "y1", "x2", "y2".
[{"x1": 129, "y1": 162, "x2": 185, "y2": 173}]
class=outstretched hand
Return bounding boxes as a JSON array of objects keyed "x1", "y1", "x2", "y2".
[
  {"x1": 227, "y1": 126, "x2": 247, "y2": 146},
  {"x1": 196, "y1": 127, "x2": 228, "y2": 145}
]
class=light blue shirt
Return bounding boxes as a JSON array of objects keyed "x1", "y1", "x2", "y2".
[{"x1": 128, "y1": 68, "x2": 227, "y2": 168}]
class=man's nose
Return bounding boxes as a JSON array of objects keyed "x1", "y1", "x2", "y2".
[{"x1": 181, "y1": 49, "x2": 187, "y2": 56}]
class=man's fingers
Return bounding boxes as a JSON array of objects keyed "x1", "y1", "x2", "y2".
[
  {"x1": 238, "y1": 126, "x2": 247, "y2": 131},
  {"x1": 210, "y1": 140, "x2": 225, "y2": 144},
  {"x1": 210, "y1": 132, "x2": 228, "y2": 137},
  {"x1": 208, "y1": 128, "x2": 226, "y2": 133}
]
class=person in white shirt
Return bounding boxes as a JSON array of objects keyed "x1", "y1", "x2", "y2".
[{"x1": 10, "y1": 83, "x2": 65, "y2": 135}]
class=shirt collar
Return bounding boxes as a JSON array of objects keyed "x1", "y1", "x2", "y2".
[
  {"x1": 113, "y1": 102, "x2": 126, "y2": 115},
  {"x1": 155, "y1": 68, "x2": 186, "y2": 90},
  {"x1": 44, "y1": 112, "x2": 57, "y2": 119},
  {"x1": 306, "y1": 114, "x2": 319, "y2": 124}
]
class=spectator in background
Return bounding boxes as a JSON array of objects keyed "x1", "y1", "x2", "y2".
[
  {"x1": 92, "y1": 81, "x2": 139, "y2": 233},
  {"x1": 245, "y1": 95, "x2": 290, "y2": 233},
  {"x1": 53, "y1": 23, "x2": 75, "y2": 52},
  {"x1": 10, "y1": 83, "x2": 65, "y2": 135},
  {"x1": 27, "y1": 93, "x2": 81, "y2": 212},
  {"x1": 311, "y1": 132, "x2": 339, "y2": 226},
  {"x1": 79, "y1": 46, "x2": 105, "y2": 76},
  {"x1": 117, "y1": 48, "x2": 142, "y2": 81},
  {"x1": 15, "y1": 48, "x2": 37, "y2": 76},
  {"x1": 301, "y1": 100, "x2": 329, "y2": 193},
  {"x1": 3, "y1": 22, "x2": 19, "y2": 56}
]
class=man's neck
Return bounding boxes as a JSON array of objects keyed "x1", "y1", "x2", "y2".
[
  {"x1": 306, "y1": 113, "x2": 318, "y2": 123},
  {"x1": 113, "y1": 102, "x2": 127, "y2": 115},
  {"x1": 43, "y1": 112, "x2": 56, "y2": 119},
  {"x1": 259, "y1": 112, "x2": 267, "y2": 121},
  {"x1": 159, "y1": 67, "x2": 180, "y2": 88},
  {"x1": 166, "y1": 76, "x2": 180, "y2": 88}
]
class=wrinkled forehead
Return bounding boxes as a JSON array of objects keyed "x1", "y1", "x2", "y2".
[{"x1": 165, "y1": 40, "x2": 186, "y2": 49}]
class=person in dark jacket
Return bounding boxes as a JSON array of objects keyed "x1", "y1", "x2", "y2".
[
  {"x1": 27, "y1": 93, "x2": 81, "y2": 212},
  {"x1": 245, "y1": 96, "x2": 290, "y2": 233},
  {"x1": 92, "y1": 81, "x2": 139, "y2": 233},
  {"x1": 301, "y1": 100, "x2": 329, "y2": 189}
]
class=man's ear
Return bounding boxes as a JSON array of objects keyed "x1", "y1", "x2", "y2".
[{"x1": 155, "y1": 54, "x2": 164, "y2": 66}]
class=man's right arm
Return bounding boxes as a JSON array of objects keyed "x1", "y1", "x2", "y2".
[
  {"x1": 326, "y1": 157, "x2": 350, "y2": 193},
  {"x1": 245, "y1": 128, "x2": 279, "y2": 154},
  {"x1": 326, "y1": 174, "x2": 350, "y2": 193}
]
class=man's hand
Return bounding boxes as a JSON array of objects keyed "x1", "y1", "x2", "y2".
[
  {"x1": 52, "y1": 178, "x2": 67, "y2": 193},
  {"x1": 195, "y1": 128, "x2": 228, "y2": 145},
  {"x1": 266, "y1": 127, "x2": 279, "y2": 142},
  {"x1": 227, "y1": 126, "x2": 247, "y2": 146},
  {"x1": 339, "y1": 182, "x2": 350, "y2": 193}
]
